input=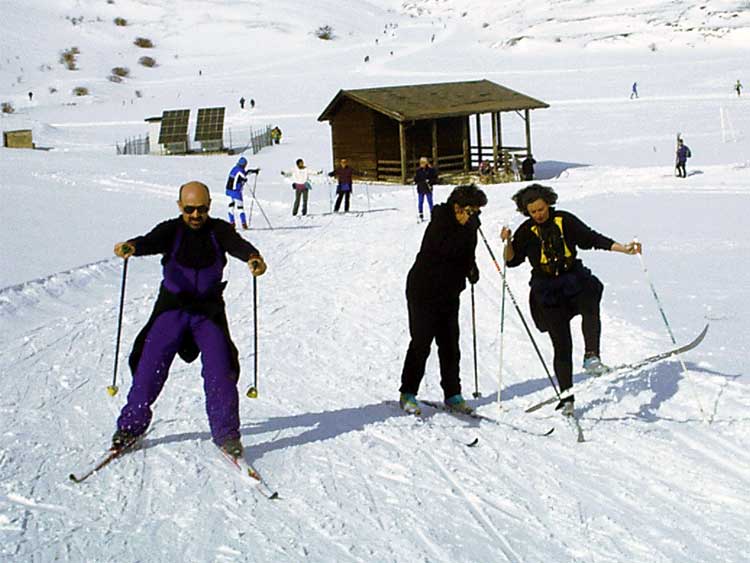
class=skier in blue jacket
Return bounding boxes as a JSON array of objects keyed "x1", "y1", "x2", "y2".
[{"x1": 225, "y1": 157, "x2": 259, "y2": 229}]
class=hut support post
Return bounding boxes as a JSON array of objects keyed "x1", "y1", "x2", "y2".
[
  {"x1": 524, "y1": 109, "x2": 532, "y2": 156},
  {"x1": 462, "y1": 117, "x2": 470, "y2": 172},
  {"x1": 475, "y1": 114, "x2": 482, "y2": 169},
  {"x1": 399, "y1": 122, "x2": 407, "y2": 184},
  {"x1": 497, "y1": 112, "x2": 503, "y2": 156},
  {"x1": 431, "y1": 120, "x2": 438, "y2": 167},
  {"x1": 491, "y1": 111, "x2": 499, "y2": 170}
]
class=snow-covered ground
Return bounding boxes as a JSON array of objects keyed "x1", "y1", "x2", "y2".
[{"x1": 1, "y1": 1, "x2": 749, "y2": 561}]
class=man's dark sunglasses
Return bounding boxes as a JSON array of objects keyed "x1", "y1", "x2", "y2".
[{"x1": 183, "y1": 205, "x2": 209, "y2": 214}]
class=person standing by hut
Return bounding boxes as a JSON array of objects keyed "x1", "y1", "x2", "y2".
[
  {"x1": 328, "y1": 158, "x2": 360, "y2": 213},
  {"x1": 282, "y1": 158, "x2": 321, "y2": 216},
  {"x1": 414, "y1": 157, "x2": 438, "y2": 221},
  {"x1": 521, "y1": 154, "x2": 537, "y2": 182}
]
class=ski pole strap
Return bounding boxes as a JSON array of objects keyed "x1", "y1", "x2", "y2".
[{"x1": 477, "y1": 226, "x2": 561, "y2": 398}]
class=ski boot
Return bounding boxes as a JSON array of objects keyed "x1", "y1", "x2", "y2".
[
  {"x1": 111, "y1": 429, "x2": 137, "y2": 451},
  {"x1": 582, "y1": 354, "x2": 609, "y2": 376},
  {"x1": 555, "y1": 396, "x2": 575, "y2": 417},
  {"x1": 445, "y1": 394, "x2": 474, "y2": 415},
  {"x1": 241, "y1": 222, "x2": 249, "y2": 230},
  {"x1": 221, "y1": 437, "x2": 244, "y2": 458},
  {"x1": 399, "y1": 393, "x2": 421, "y2": 415}
]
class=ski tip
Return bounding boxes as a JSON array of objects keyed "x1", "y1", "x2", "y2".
[
  {"x1": 69, "y1": 473, "x2": 81, "y2": 483},
  {"x1": 269, "y1": 491, "x2": 280, "y2": 500},
  {"x1": 543, "y1": 428, "x2": 555, "y2": 436},
  {"x1": 466, "y1": 438, "x2": 479, "y2": 447}
]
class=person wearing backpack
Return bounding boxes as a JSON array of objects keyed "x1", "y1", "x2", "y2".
[{"x1": 676, "y1": 138, "x2": 692, "y2": 178}]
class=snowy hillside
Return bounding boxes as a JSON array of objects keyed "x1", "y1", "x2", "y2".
[
  {"x1": 401, "y1": 0, "x2": 750, "y2": 49},
  {"x1": 2, "y1": 1, "x2": 750, "y2": 562}
]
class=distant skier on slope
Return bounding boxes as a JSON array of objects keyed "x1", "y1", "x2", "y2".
[
  {"x1": 630, "y1": 82, "x2": 639, "y2": 99},
  {"x1": 675, "y1": 138, "x2": 691, "y2": 178},
  {"x1": 225, "y1": 157, "x2": 259, "y2": 230},
  {"x1": 399, "y1": 184, "x2": 487, "y2": 416},
  {"x1": 110, "y1": 181, "x2": 267, "y2": 458},
  {"x1": 270, "y1": 126, "x2": 282, "y2": 144},
  {"x1": 735, "y1": 79, "x2": 742, "y2": 97},
  {"x1": 500, "y1": 184, "x2": 641, "y2": 417}
]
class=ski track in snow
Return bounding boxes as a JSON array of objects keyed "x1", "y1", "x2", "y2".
[{"x1": 3, "y1": 134, "x2": 750, "y2": 563}]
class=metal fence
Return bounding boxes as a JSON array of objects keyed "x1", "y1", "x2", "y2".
[
  {"x1": 227, "y1": 125, "x2": 272, "y2": 155},
  {"x1": 116, "y1": 135, "x2": 149, "y2": 155}
]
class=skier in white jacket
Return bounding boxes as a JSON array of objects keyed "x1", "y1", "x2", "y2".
[{"x1": 281, "y1": 158, "x2": 321, "y2": 216}]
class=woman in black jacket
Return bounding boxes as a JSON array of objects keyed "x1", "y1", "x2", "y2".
[
  {"x1": 500, "y1": 184, "x2": 640, "y2": 415},
  {"x1": 399, "y1": 184, "x2": 488, "y2": 415}
]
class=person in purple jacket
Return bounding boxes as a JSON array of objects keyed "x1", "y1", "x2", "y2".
[
  {"x1": 110, "y1": 181, "x2": 267, "y2": 458},
  {"x1": 328, "y1": 158, "x2": 360, "y2": 212}
]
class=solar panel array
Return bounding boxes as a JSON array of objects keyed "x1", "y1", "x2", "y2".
[
  {"x1": 158, "y1": 109, "x2": 190, "y2": 144},
  {"x1": 194, "y1": 107, "x2": 225, "y2": 142}
]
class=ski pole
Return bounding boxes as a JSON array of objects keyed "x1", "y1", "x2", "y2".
[
  {"x1": 246, "y1": 276, "x2": 259, "y2": 398},
  {"x1": 634, "y1": 237, "x2": 705, "y2": 417},
  {"x1": 329, "y1": 179, "x2": 334, "y2": 213},
  {"x1": 365, "y1": 183, "x2": 372, "y2": 213},
  {"x1": 471, "y1": 283, "x2": 480, "y2": 398},
  {"x1": 250, "y1": 192, "x2": 274, "y2": 230},
  {"x1": 108, "y1": 256, "x2": 129, "y2": 397},
  {"x1": 497, "y1": 239, "x2": 508, "y2": 410},
  {"x1": 247, "y1": 172, "x2": 259, "y2": 225},
  {"x1": 478, "y1": 227, "x2": 560, "y2": 398}
]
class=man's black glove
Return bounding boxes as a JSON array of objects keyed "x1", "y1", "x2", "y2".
[
  {"x1": 249, "y1": 168, "x2": 260, "y2": 174},
  {"x1": 468, "y1": 264, "x2": 479, "y2": 285}
]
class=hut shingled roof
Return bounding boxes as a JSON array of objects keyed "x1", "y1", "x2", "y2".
[{"x1": 318, "y1": 79, "x2": 549, "y2": 122}]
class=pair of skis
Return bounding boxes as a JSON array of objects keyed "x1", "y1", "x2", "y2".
[
  {"x1": 524, "y1": 324, "x2": 709, "y2": 414},
  {"x1": 70, "y1": 439, "x2": 279, "y2": 500},
  {"x1": 415, "y1": 400, "x2": 556, "y2": 438}
]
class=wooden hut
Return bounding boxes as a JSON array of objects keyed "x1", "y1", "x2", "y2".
[
  {"x1": 318, "y1": 79, "x2": 549, "y2": 183},
  {"x1": 3, "y1": 129, "x2": 34, "y2": 149}
]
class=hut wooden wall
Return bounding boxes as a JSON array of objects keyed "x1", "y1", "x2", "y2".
[
  {"x1": 373, "y1": 113, "x2": 402, "y2": 179},
  {"x1": 411, "y1": 117, "x2": 463, "y2": 158},
  {"x1": 330, "y1": 99, "x2": 376, "y2": 176}
]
